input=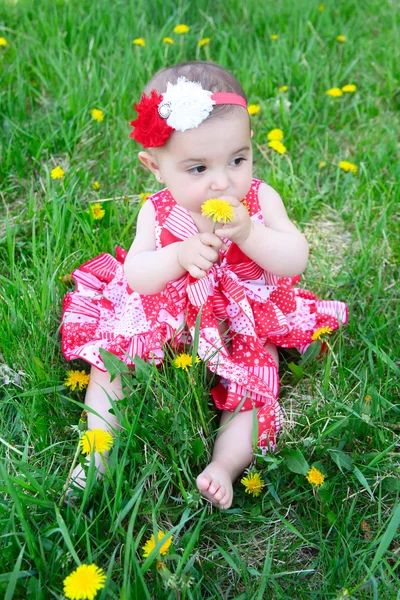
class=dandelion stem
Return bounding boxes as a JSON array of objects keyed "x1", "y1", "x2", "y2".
[{"x1": 59, "y1": 437, "x2": 82, "y2": 507}]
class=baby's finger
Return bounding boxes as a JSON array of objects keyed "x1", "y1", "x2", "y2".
[
  {"x1": 199, "y1": 232, "x2": 225, "y2": 248},
  {"x1": 188, "y1": 265, "x2": 207, "y2": 279}
]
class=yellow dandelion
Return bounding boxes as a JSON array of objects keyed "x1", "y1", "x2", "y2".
[
  {"x1": 336, "y1": 35, "x2": 346, "y2": 43},
  {"x1": 318, "y1": 4, "x2": 325, "y2": 11},
  {"x1": 64, "y1": 370, "x2": 90, "y2": 391},
  {"x1": 133, "y1": 38, "x2": 145, "y2": 46},
  {"x1": 318, "y1": 161, "x2": 327, "y2": 169},
  {"x1": 278, "y1": 85, "x2": 289, "y2": 92},
  {"x1": 51, "y1": 166, "x2": 65, "y2": 180},
  {"x1": 198, "y1": 37, "x2": 211, "y2": 47},
  {"x1": 59, "y1": 273, "x2": 73, "y2": 285},
  {"x1": 326, "y1": 87, "x2": 343, "y2": 97},
  {"x1": 201, "y1": 198, "x2": 235, "y2": 223},
  {"x1": 173, "y1": 353, "x2": 200, "y2": 371},
  {"x1": 306, "y1": 467, "x2": 325, "y2": 487},
  {"x1": 63, "y1": 563, "x2": 106, "y2": 600},
  {"x1": 241, "y1": 471, "x2": 265, "y2": 497},
  {"x1": 90, "y1": 109, "x2": 104, "y2": 122},
  {"x1": 247, "y1": 104, "x2": 261, "y2": 115},
  {"x1": 174, "y1": 24, "x2": 190, "y2": 34},
  {"x1": 364, "y1": 394, "x2": 372, "y2": 403},
  {"x1": 311, "y1": 326, "x2": 332, "y2": 341},
  {"x1": 139, "y1": 192, "x2": 152, "y2": 206},
  {"x1": 270, "y1": 34, "x2": 278, "y2": 40},
  {"x1": 142, "y1": 530, "x2": 173, "y2": 558},
  {"x1": 268, "y1": 140, "x2": 287, "y2": 154},
  {"x1": 339, "y1": 160, "x2": 358, "y2": 174},
  {"x1": 0, "y1": 37, "x2": 8, "y2": 46},
  {"x1": 92, "y1": 181, "x2": 101, "y2": 191},
  {"x1": 267, "y1": 128, "x2": 284, "y2": 141},
  {"x1": 163, "y1": 37, "x2": 174, "y2": 45},
  {"x1": 79, "y1": 429, "x2": 114, "y2": 455},
  {"x1": 342, "y1": 84, "x2": 357, "y2": 93},
  {"x1": 88, "y1": 203, "x2": 105, "y2": 220}
]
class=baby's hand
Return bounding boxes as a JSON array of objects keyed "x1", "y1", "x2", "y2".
[
  {"x1": 178, "y1": 233, "x2": 226, "y2": 279},
  {"x1": 213, "y1": 195, "x2": 253, "y2": 245}
]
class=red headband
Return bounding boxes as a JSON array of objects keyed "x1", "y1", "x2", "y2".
[{"x1": 129, "y1": 77, "x2": 247, "y2": 148}]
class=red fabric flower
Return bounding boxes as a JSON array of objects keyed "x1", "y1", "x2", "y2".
[{"x1": 129, "y1": 90, "x2": 174, "y2": 148}]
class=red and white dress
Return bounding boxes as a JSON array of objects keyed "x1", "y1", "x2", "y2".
[{"x1": 61, "y1": 179, "x2": 348, "y2": 450}]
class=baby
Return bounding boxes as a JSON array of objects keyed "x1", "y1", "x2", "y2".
[{"x1": 61, "y1": 61, "x2": 347, "y2": 508}]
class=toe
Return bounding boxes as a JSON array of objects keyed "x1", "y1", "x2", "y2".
[
  {"x1": 214, "y1": 486, "x2": 226, "y2": 502},
  {"x1": 208, "y1": 479, "x2": 220, "y2": 495},
  {"x1": 196, "y1": 472, "x2": 213, "y2": 492},
  {"x1": 219, "y1": 492, "x2": 232, "y2": 509}
]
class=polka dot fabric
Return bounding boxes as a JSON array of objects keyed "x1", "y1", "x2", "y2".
[{"x1": 61, "y1": 179, "x2": 348, "y2": 449}]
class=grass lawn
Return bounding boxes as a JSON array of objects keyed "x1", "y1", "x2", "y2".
[{"x1": 0, "y1": 0, "x2": 399, "y2": 598}]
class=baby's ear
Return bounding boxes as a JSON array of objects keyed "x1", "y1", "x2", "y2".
[{"x1": 138, "y1": 151, "x2": 158, "y2": 173}]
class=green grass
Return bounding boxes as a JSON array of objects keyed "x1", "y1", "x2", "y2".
[{"x1": 0, "y1": 0, "x2": 399, "y2": 598}]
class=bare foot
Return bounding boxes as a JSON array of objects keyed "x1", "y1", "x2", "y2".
[{"x1": 196, "y1": 461, "x2": 234, "y2": 509}]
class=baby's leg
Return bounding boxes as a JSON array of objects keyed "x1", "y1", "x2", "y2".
[
  {"x1": 69, "y1": 366, "x2": 124, "y2": 490},
  {"x1": 197, "y1": 343, "x2": 278, "y2": 509}
]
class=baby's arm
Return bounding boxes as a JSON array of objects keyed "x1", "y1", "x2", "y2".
[
  {"x1": 216, "y1": 184, "x2": 309, "y2": 277},
  {"x1": 124, "y1": 200, "x2": 224, "y2": 294}
]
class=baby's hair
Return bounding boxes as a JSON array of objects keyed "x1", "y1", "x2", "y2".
[{"x1": 143, "y1": 61, "x2": 247, "y2": 121}]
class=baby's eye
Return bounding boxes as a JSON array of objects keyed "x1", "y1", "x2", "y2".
[
  {"x1": 188, "y1": 165, "x2": 206, "y2": 174},
  {"x1": 231, "y1": 157, "x2": 246, "y2": 166}
]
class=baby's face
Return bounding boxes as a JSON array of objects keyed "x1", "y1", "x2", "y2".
[{"x1": 153, "y1": 110, "x2": 253, "y2": 214}]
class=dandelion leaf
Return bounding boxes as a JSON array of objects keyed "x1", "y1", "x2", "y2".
[{"x1": 283, "y1": 448, "x2": 309, "y2": 475}]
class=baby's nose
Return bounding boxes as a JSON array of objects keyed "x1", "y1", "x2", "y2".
[{"x1": 210, "y1": 172, "x2": 229, "y2": 192}]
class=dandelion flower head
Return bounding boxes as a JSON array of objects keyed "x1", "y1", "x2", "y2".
[
  {"x1": 342, "y1": 84, "x2": 357, "y2": 93},
  {"x1": 241, "y1": 471, "x2": 265, "y2": 497},
  {"x1": 173, "y1": 353, "x2": 200, "y2": 370},
  {"x1": 318, "y1": 4, "x2": 325, "y2": 11},
  {"x1": 51, "y1": 166, "x2": 65, "y2": 180},
  {"x1": 248, "y1": 104, "x2": 261, "y2": 115},
  {"x1": 201, "y1": 199, "x2": 235, "y2": 223},
  {"x1": 364, "y1": 394, "x2": 372, "y2": 403},
  {"x1": 268, "y1": 140, "x2": 287, "y2": 154},
  {"x1": 311, "y1": 326, "x2": 332, "y2": 341},
  {"x1": 92, "y1": 181, "x2": 101, "y2": 191},
  {"x1": 318, "y1": 161, "x2": 327, "y2": 169},
  {"x1": 91, "y1": 109, "x2": 104, "y2": 122},
  {"x1": 79, "y1": 429, "x2": 114, "y2": 455},
  {"x1": 142, "y1": 530, "x2": 172, "y2": 558},
  {"x1": 133, "y1": 38, "x2": 145, "y2": 47},
  {"x1": 174, "y1": 24, "x2": 190, "y2": 34},
  {"x1": 306, "y1": 467, "x2": 325, "y2": 487},
  {"x1": 270, "y1": 34, "x2": 278, "y2": 40},
  {"x1": 326, "y1": 88, "x2": 343, "y2": 97},
  {"x1": 139, "y1": 192, "x2": 152, "y2": 206},
  {"x1": 336, "y1": 35, "x2": 346, "y2": 43},
  {"x1": 163, "y1": 37, "x2": 174, "y2": 45},
  {"x1": 278, "y1": 85, "x2": 289, "y2": 92},
  {"x1": 65, "y1": 370, "x2": 90, "y2": 391},
  {"x1": 89, "y1": 203, "x2": 105, "y2": 220},
  {"x1": 63, "y1": 563, "x2": 106, "y2": 600},
  {"x1": 339, "y1": 160, "x2": 358, "y2": 174},
  {"x1": 267, "y1": 128, "x2": 284, "y2": 141},
  {"x1": 0, "y1": 37, "x2": 8, "y2": 46},
  {"x1": 198, "y1": 38, "x2": 211, "y2": 47}
]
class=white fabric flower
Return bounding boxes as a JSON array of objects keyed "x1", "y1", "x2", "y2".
[{"x1": 159, "y1": 77, "x2": 215, "y2": 132}]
